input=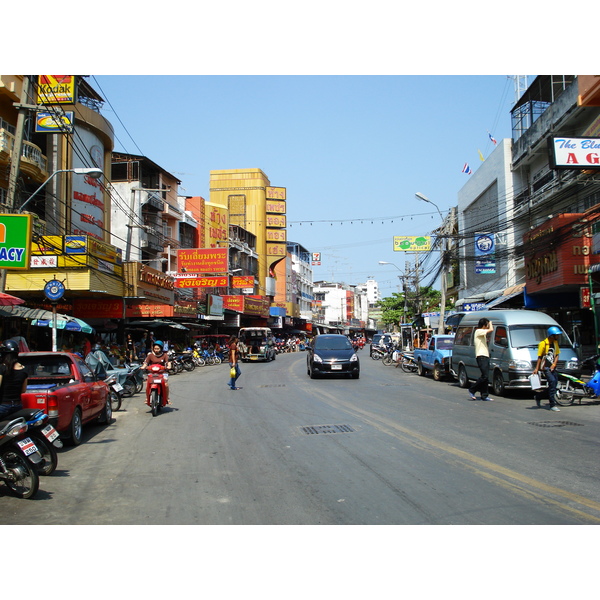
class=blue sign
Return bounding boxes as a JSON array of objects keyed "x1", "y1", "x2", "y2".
[{"x1": 44, "y1": 279, "x2": 65, "y2": 302}]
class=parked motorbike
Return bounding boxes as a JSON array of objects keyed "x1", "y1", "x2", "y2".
[
  {"x1": 177, "y1": 351, "x2": 196, "y2": 371},
  {"x1": 381, "y1": 344, "x2": 401, "y2": 366},
  {"x1": 399, "y1": 351, "x2": 419, "y2": 373},
  {"x1": 192, "y1": 347, "x2": 206, "y2": 367},
  {"x1": 145, "y1": 364, "x2": 169, "y2": 417},
  {"x1": 9, "y1": 408, "x2": 62, "y2": 476},
  {"x1": 105, "y1": 374, "x2": 123, "y2": 412},
  {"x1": 0, "y1": 415, "x2": 43, "y2": 498},
  {"x1": 555, "y1": 354, "x2": 600, "y2": 406}
]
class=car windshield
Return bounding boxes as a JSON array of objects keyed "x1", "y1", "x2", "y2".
[
  {"x1": 509, "y1": 325, "x2": 572, "y2": 348},
  {"x1": 437, "y1": 338, "x2": 454, "y2": 350},
  {"x1": 315, "y1": 337, "x2": 352, "y2": 350}
]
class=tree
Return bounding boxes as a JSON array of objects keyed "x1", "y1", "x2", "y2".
[{"x1": 378, "y1": 292, "x2": 406, "y2": 327}]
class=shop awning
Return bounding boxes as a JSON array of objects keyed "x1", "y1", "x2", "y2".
[
  {"x1": 0, "y1": 305, "x2": 95, "y2": 333},
  {"x1": 483, "y1": 283, "x2": 526, "y2": 309},
  {"x1": 126, "y1": 320, "x2": 189, "y2": 330}
]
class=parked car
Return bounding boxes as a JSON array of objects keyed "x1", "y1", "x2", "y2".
[
  {"x1": 307, "y1": 334, "x2": 360, "y2": 379},
  {"x1": 19, "y1": 352, "x2": 111, "y2": 446},
  {"x1": 369, "y1": 333, "x2": 392, "y2": 357},
  {"x1": 451, "y1": 309, "x2": 580, "y2": 396},
  {"x1": 413, "y1": 334, "x2": 455, "y2": 380}
]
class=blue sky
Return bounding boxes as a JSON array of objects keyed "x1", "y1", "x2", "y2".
[{"x1": 93, "y1": 74, "x2": 516, "y2": 296}]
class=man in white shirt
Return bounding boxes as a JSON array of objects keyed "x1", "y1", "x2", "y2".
[{"x1": 468, "y1": 318, "x2": 494, "y2": 401}]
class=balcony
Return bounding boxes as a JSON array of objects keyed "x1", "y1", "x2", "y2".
[{"x1": 0, "y1": 128, "x2": 49, "y2": 183}]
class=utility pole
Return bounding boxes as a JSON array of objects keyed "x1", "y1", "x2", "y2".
[{"x1": 1, "y1": 76, "x2": 31, "y2": 293}]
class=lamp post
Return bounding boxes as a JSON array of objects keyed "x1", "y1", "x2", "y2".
[
  {"x1": 415, "y1": 192, "x2": 447, "y2": 334},
  {"x1": 0, "y1": 167, "x2": 104, "y2": 294},
  {"x1": 17, "y1": 167, "x2": 103, "y2": 214},
  {"x1": 378, "y1": 261, "x2": 409, "y2": 319}
]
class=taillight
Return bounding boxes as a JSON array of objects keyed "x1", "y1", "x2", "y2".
[{"x1": 47, "y1": 394, "x2": 59, "y2": 419}]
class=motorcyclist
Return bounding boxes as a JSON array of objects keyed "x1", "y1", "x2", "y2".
[
  {"x1": 0, "y1": 340, "x2": 28, "y2": 419},
  {"x1": 142, "y1": 340, "x2": 172, "y2": 406}
]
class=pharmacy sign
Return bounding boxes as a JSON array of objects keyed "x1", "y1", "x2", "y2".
[{"x1": 0, "y1": 214, "x2": 32, "y2": 269}]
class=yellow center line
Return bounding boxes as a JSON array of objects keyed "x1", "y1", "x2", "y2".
[{"x1": 318, "y1": 390, "x2": 600, "y2": 523}]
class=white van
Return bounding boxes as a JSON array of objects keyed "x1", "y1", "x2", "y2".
[{"x1": 450, "y1": 309, "x2": 579, "y2": 396}]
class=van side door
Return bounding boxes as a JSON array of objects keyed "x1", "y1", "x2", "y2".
[{"x1": 490, "y1": 325, "x2": 509, "y2": 378}]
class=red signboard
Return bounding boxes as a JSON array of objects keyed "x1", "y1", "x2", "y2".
[
  {"x1": 524, "y1": 213, "x2": 600, "y2": 293},
  {"x1": 126, "y1": 303, "x2": 173, "y2": 318},
  {"x1": 177, "y1": 248, "x2": 228, "y2": 274},
  {"x1": 175, "y1": 276, "x2": 228, "y2": 289},
  {"x1": 223, "y1": 295, "x2": 244, "y2": 312},
  {"x1": 231, "y1": 276, "x2": 254, "y2": 288},
  {"x1": 73, "y1": 299, "x2": 123, "y2": 319}
]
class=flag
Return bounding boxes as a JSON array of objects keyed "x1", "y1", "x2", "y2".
[
  {"x1": 478, "y1": 149, "x2": 485, "y2": 162},
  {"x1": 462, "y1": 163, "x2": 472, "y2": 175},
  {"x1": 488, "y1": 131, "x2": 497, "y2": 145}
]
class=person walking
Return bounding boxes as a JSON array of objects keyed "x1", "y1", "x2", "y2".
[
  {"x1": 228, "y1": 335, "x2": 242, "y2": 390},
  {"x1": 532, "y1": 326, "x2": 562, "y2": 411},
  {"x1": 0, "y1": 340, "x2": 28, "y2": 419},
  {"x1": 468, "y1": 318, "x2": 494, "y2": 401}
]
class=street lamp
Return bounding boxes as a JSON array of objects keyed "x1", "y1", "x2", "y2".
[
  {"x1": 17, "y1": 167, "x2": 103, "y2": 214},
  {"x1": 415, "y1": 192, "x2": 447, "y2": 334}
]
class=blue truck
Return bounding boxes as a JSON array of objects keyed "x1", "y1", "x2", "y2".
[{"x1": 413, "y1": 334, "x2": 455, "y2": 381}]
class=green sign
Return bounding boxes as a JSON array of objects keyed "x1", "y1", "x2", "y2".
[
  {"x1": 0, "y1": 214, "x2": 32, "y2": 269},
  {"x1": 393, "y1": 235, "x2": 431, "y2": 252}
]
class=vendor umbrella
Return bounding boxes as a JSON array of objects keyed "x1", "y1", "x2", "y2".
[
  {"x1": 31, "y1": 316, "x2": 94, "y2": 334},
  {"x1": 0, "y1": 292, "x2": 25, "y2": 306}
]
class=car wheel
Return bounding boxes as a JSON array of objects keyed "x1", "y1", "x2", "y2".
[
  {"x1": 417, "y1": 359, "x2": 426, "y2": 376},
  {"x1": 66, "y1": 407, "x2": 83, "y2": 446},
  {"x1": 433, "y1": 363, "x2": 442, "y2": 381},
  {"x1": 458, "y1": 365, "x2": 469, "y2": 388},
  {"x1": 98, "y1": 394, "x2": 113, "y2": 425},
  {"x1": 492, "y1": 371, "x2": 505, "y2": 397}
]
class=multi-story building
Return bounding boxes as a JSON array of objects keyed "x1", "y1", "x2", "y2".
[
  {"x1": 457, "y1": 75, "x2": 600, "y2": 351},
  {"x1": 286, "y1": 242, "x2": 313, "y2": 323}
]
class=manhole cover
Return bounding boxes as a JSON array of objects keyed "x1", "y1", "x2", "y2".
[
  {"x1": 259, "y1": 384, "x2": 286, "y2": 388},
  {"x1": 301, "y1": 424, "x2": 355, "y2": 435},
  {"x1": 528, "y1": 420, "x2": 583, "y2": 428}
]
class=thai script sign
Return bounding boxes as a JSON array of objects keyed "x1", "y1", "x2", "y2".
[
  {"x1": 266, "y1": 200, "x2": 286, "y2": 214},
  {"x1": 174, "y1": 276, "x2": 228, "y2": 288},
  {"x1": 265, "y1": 187, "x2": 286, "y2": 200},
  {"x1": 177, "y1": 248, "x2": 228, "y2": 274}
]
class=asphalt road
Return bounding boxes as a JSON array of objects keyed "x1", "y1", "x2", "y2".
[{"x1": 2, "y1": 350, "x2": 600, "y2": 525}]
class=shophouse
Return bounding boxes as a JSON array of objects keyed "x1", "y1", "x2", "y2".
[{"x1": 0, "y1": 75, "x2": 126, "y2": 349}]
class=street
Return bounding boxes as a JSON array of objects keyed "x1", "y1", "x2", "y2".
[{"x1": 2, "y1": 350, "x2": 600, "y2": 525}]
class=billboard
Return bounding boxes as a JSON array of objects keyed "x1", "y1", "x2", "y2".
[
  {"x1": 0, "y1": 214, "x2": 32, "y2": 269},
  {"x1": 37, "y1": 76, "x2": 76, "y2": 104},
  {"x1": 549, "y1": 137, "x2": 600, "y2": 169},
  {"x1": 393, "y1": 236, "x2": 431, "y2": 252},
  {"x1": 177, "y1": 248, "x2": 228, "y2": 274}
]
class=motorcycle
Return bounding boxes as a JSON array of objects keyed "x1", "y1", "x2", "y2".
[
  {"x1": 192, "y1": 347, "x2": 206, "y2": 367},
  {"x1": 9, "y1": 408, "x2": 62, "y2": 476},
  {"x1": 177, "y1": 351, "x2": 196, "y2": 371},
  {"x1": 105, "y1": 374, "x2": 124, "y2": 412},
  {"x1": 398, "y1": 351, "x2": 419, "y2": 373},
  {"x1": 0, "y1": 415, "x2": 43, "y2": 498},
  {"x1": 145, "y1": 364, "x2": 169, "y2": 417},
  {"x1": 555, "y1": 354, "x2": 600, "y2": 406},
  {"x1": 381, "y1": 344, "x2": 400, "y2": 366}
]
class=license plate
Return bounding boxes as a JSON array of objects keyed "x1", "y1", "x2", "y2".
[
  {"x1": 42, "y1": 424, "x2": 60, "y2": 442},
  {"x1": 153, "y1": 378, "x2": 162, "y2": 383},
  {"x1": 112, "y1": 382, "x2": 123, "y2": 392},
  {"x1": 17, "y1": 437, "x2": 38, "y2": 456},
  {"x1": 331, "y1": 364, "x2": 342, "y2": 370}
]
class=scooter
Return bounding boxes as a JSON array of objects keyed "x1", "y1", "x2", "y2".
[
  {"x1": 8, "y1": 408, "x2": 62, "y2": 476},
  {"x1": 0, "y1": 415, "x2": 43, "y2": 498},
  {"x1": 145, "y1": 364, "x2": 169, "y2": 417},
  {"x1": 555, "y1": 354, "x2": 600, "y2": 406}
]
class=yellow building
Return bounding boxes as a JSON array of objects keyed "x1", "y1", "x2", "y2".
[{"x1": 209, "y1": 168, "x2": 287, "y2": 298}]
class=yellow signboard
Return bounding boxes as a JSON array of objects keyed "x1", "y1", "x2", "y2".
[
  {"x1": 393, "y1": 236, "x2": 431, "y2": 252},
  {"x1": 265, "y1": 187, "x2": 286, "y2": 200},
  {"x1": 37, "y1": 76, "x2": 76, "y2": 104}
]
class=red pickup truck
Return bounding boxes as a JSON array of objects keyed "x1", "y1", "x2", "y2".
[{"x1": 19, "y1": 352, "x2": 112, "y2": 446}]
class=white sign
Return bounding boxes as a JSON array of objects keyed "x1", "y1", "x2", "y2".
[
  {"x1": 549, "y1": 137, "x2": 600, "y2": 169},
  {"x1": 31, "y1": 255, "x2": 58, "y2": 268}
]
